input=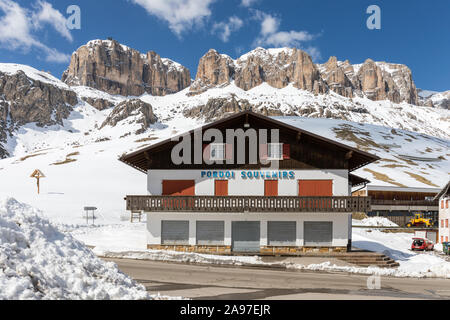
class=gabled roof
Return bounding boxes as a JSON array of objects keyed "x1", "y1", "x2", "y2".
[
  {"x1": 434, "y1": 181, "x2": 450, "y2": 200},
  {"x1": 120, "y1": 111, "x2": 380, "y2": 173}
]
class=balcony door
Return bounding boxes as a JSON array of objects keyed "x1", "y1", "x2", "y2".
[
  {"x1": 215, "y1": 180, "x2": 229, "y2": 196},
  {"x1": 298, "y1": 180, "x2": 332, "y2": 196},
  {"x1": 264, "y1": 180, "x2": 278, "y2": 197},
  {"x1": 162, "y1": 180, "x2": 195, "y2": 196}
]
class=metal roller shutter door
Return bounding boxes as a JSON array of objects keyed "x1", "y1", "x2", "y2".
[
  {"x1": 304, "y1": 222, "x2": 333, "y2": 246},
  {"x1": 232, "y1": 221, "x2": 261, "y2": 253},
  {"x1": 197, "y1": 221, "x2": 224, "y2": 245},
  {"x1": 161, "y1": 221, "x2": 189, "y2": 245},
  {"x1": 268, "y1": 221, "x2": 296, "y2": 246}
]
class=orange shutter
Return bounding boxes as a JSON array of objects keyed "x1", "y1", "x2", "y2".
[
  {"x1": 442, "y1": 200, "x2": 445, "y2": 209},
  {"x1": 162, "y1": 180, "x2": 195, "y2": 196},
  {"x1": 283, "y1": 144, "x2": 291, "y2": 160},
  {"x1": 298, "y1": 180, "x2": 333, "y2": 196},
  {"x1": 215, "y1": 180, "x2": 229, "y2": 196},
  {"x1": 264, "y1": 180, "x2": 278, "y2": 196}
]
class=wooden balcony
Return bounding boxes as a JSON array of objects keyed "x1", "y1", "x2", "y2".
[{"x1": 125, "y1": 195, "x2": 371, "y2": 213}]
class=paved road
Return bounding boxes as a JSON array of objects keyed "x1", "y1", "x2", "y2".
[{"x1": 106, "y1": 258, "x2": 450, "y2": 300}]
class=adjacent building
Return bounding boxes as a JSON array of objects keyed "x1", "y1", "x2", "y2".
[
  {"x1": 352, "y1": 185, "x2": 440, "y2": 226},
  {"x1": 120, "y1": 111, "x2": 379, "y2": 254},
  {"x1": 435, "y1": 181, "x2": 450, "y2": 244}
]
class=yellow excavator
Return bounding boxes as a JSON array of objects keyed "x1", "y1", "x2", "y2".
[{"x1": 406, "y1": 213, "x2": 434, "y2": 228}]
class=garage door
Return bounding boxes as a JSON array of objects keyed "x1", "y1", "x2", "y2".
[
  {"x1": 299, "y1": 180, "x2": 332, "y2": 196},
  {"x1": 304, "y1": 222, "x2": 332, "y2": 246},
  {"x1": 268, "y1": 221, "x2": 296, "y2": 246},
  {"x1": 197, "y1": 221, "x2": 224, "y2": 245},
  {"x1": 232, "y1": 221, "x2": 260, "y2": 253},
  {"x1": 162, "y1": 180, "x2": 195, "y2": 196},
  {"x1": 161, "y1": 221, "x2": 189, "y2": 245}
]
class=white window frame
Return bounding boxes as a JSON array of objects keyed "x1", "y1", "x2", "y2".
[
  {"x1": 267, "y1": 143, "x2": 283, "y2": 160},
  {"x1": 210, "y1": 143, "x2": 226, "y2": 161}
]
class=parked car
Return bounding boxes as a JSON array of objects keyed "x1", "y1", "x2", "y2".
[{"x1": 411, "y1": 238, "x2": 434, "y2": 251}]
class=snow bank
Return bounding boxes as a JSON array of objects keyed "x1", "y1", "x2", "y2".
[
  {"x1": 0, "y1": 196, "x2": 151, "y2": 300},
  {"x1": 353, "y1": 217, "x2": 399, "y2": 227}
]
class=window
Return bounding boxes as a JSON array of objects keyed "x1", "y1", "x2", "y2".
[
  {"x1": 210, "y1": 143, "x2": 225, "y2": 161},
  {"x1": 446, "y1": 219, "x2": 449, "y2": 228},
  {"x1": 442, "y1": 220, "x2": 445, "y2": 228},
  {"x1": 447, "y1": 200, "x2": 449, "y2": 209},
  {"x1": 267, "y1": 143, "x2": 283, "y2": 160}
]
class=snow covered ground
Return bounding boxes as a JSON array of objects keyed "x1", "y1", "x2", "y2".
[
  {"x1": 353, "y1": 217, "x2": 399, "y2": 227},
  {"x1": 0, "y1": 196, "x2": 182, "y2": 300}
]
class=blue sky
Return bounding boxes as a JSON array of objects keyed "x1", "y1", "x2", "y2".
[{"x1": 0, "y1": 0, "x2": 448, "y2": 91}]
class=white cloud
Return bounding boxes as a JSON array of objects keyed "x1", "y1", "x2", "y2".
[
  {"x1": 252, "y1": 11, "x2": 321, "y2": 61},
  {"x1": 33, "y1": 0, "x2": 73, "y2": 42},
  {"x1": 212, "y1": 16, "x2": 243, "y2": 42},
  {"x1": 0, "y1": 0, "x2": 71, "y2": 63},
  {"x1": 260, "y1": 14, "x2": 279, "y2": 36},
  {"x1": 132, "y1": 0, "x2": 215, "y2": 36},
  {"x1": 241, "y1": 0, "x2": 259, "y2": 7}
]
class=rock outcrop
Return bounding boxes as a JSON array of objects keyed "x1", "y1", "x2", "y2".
[
  {"x1": 190, "y1": 48, "x2": 326, "y2": 95},
  {"x1": 100, "y1": 99, "x2": 157, "y2": 134},
  {"x1": 62, "y1": 40, "x2": 191, "y2": 96},
  {"x1": 0, "y1": 68, "x2": 78, "y2": 158},
  {"x1": 191, "y1": 47, "x2": 419, "y2": 105},
  {"x1": 183, "y1": 96, "x2": 286, "y2": 122}
]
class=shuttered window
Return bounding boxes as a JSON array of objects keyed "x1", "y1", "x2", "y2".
[
  {"x1": 215, "y1": 180, "x2": 229, "y2": 196},
  {"x1": 196, "y1": 221, "x2": 225, "y2": 245},
  {"x1": 264, "y1": 180, "x2": 278, "y2": 196},
  {"x1": 162, "y1": 180, "x2": 195, "y2": 196},
  {"x1": 304, "y1": 222, "x2": 333, "y2": 246},
  {"x1": 298, "y1": 180, "x2": 333, "y2": 196},
  {"x1": 161, "y1": 221, "x2": 189, "y2": 245},
  {"x1": 268, "y1": 221, "x2": 296, "y2": 246}
]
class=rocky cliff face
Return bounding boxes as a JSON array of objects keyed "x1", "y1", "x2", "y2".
[
  {"x1": 191, "y1": 47, "x2": 419, "y2": 105},
  {"x1": 100, "y1": 99, "x2": 157, "y2": 134},
  {"x1": 62, "y1": 40, "x2": 191, "y2": 97},
  {"x1": 191, "y1": 48, "x2": 326, "y2": 95},
  {"x1": 0, "y1": 68, "x2": 78, "y2": 158}
]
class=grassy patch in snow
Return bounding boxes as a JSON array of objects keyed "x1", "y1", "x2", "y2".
[
  {"x1": 134, "y1": 136, "x2": 158, "y2": 143},
  {"x1": 19, "y1": 153, "x2": 47, "y2": 162},
  {"x1": 404, "y1": 171, "x2": 439, "y2": 187},
  {"x1": 352, "y1": 212, "x2": 368, "y2": 220},
  {"x1": 51, "y1": 152, "x2": 80, "y2": 166},
  {"x1": 363, "y1": 168, "x2": 407, "y2": 187},
  {"x1": 382, "y1": 164, "x2": 409, "y2": 169},
  {"x1": 332, "y1": 125, "x2": 387, "y2": 152}
]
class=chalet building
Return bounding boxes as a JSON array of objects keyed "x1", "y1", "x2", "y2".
[
  {"x1": 353, "y1": 185, "x2": 440, "y2": 226},
  {"x1": 120, "y1": 111, "x2": 378, "y2": 255},
  {"x1": 435, "y1": 181, "x2": 450, "y2": 244}
]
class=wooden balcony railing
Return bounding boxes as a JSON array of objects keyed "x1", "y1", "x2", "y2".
[
  {"x1": 371, "y1": 199, "x2": 439, "y2": 206},
  {"x1": 125, "y1": 196, "x2": 372, "y2": 213}
]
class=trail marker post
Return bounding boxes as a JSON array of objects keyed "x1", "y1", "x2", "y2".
[{"x1": 30, "y1": 169, "x2": 46, "y2": 194}]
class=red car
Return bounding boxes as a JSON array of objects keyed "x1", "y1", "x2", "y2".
[{"x1": 411, "y1": 238, "x2": 434, "y2": 251}]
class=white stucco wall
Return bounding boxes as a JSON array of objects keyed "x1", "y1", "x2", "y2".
[
  {"x1": 147, "y1": 212, "x2": 351, "y2": 247},
  {"x1": 147, "y1": 169, "x2": 349, "y2": 196},
  {"x1": 439, "y1": 197, "x2": 450, "y2": 243}
]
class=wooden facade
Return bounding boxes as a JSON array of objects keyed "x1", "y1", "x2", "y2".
[{"x1": 120, "y1": 111, "x2": 379, "y2": 173}]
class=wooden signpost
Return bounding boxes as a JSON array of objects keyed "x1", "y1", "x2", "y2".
[{"x1": 30, "y1": 169, "x2": 46, "y2": 194}]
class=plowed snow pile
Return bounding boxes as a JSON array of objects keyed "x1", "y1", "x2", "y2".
[{"x1": 0, "y1": 196, "x2": 149, "y2": 300}]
